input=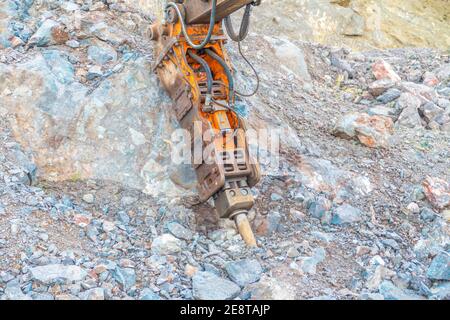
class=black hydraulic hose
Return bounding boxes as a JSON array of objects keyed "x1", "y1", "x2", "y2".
[
  {"x1": 205, "y1": 48, "x2": 235, "y2": 104},
  {"x1": 165, "y1": 0, "x2": 217, "y2": 50},
  {"x1": 235, "y1": 41, "x2": 260, "y2": 97},
  {"x1": 224, "y1": 4, "x2": 252, "y2": 42},
  {"x1": 188, "y1": 50, "x2": 213, "y2": 99},
  {"x1": 223, "y1": 4, "x2": 259, "y2": 97}
]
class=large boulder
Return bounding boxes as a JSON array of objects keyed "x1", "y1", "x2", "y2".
[{"x1": 0, "y1": 52, "x2": 197, "y2": 198}]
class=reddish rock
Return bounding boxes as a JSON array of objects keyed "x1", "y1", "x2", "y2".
[
  {"x1": 423, "y1": 177, "x2": 450, "y2": 210},
  {"x1": 184, "y1": 264, "x2": 199, "y2": 278},
  {"x1": 93, "y1": 264, "x2": 107, "y2": 274},
  {"x1": 8, "y1": 36, "x2": 24, "y2": 48},
  {"x1": 334, "y1": 112, "x2": 394, "y2": 148},
  {"x1": 73, "y1": 214, "x2": 91, "y2": 227},
  {"x1": 372, "y1": 59, "x2": 401, "y2": 82},
  {"x1": 423, "y1": 72, "x2": 440, "y2": 87},
  {"x1": 51, "y1": 26, "x2": 69, "y2": 44}
]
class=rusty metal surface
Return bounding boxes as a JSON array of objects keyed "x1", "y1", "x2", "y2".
[
  {"x1": 214, "y1": 185, "x2": 255, "y2": 218},
  {"x1": 184, "y1": 0, "x2": 254, "y2": 24}
]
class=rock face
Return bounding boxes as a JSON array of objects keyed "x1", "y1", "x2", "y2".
[
  {"x1": 0, "y1": 52, "x2": 195, "y2": 198},
  {"x1": 251, "y1": 0, "x2": 450, "y2": 51}
]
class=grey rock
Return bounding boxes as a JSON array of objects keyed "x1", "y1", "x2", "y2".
[
  {"x1": 307, "y1": 197, "x2": 331, "y2": 220},
  {"x1": 368, "y1": 105, "x2": 397, "y2": 118},
  {"x1": 299, "y1": 247, "x2": 326, "y2": 274},
  {"x1": 225, "y1": 259, "x2": 263, "y2": 287},
  {"x1": 87, "y1": 66, "x2": 103, "y2": 80},
  {"x1": 331, "y1": 204, "x2": 362, "y2": 225},
  {"x1": 377, "y1": 88, "x2": 401, "y2": 104},
  {"x1": 88, "y1": 44, "x2": 117, "y2": 65},
  {"x1": 139, "y1": 288, "x2": 161, "y2": 300},
  {"x1": 86, "y1": 225, "x2": 99, "y2": 242},
  {"x1": 60, "y1": 2, "x2": 80, "y2": 12},
  {"x1": 89, "y1": 22, "x2": 127, "y2": 46},
  {"x1": 420, "y1": 102, "x2": 443, "y2": 123},
  {"x1": 30, "y1": 265, "x2": 87, "y2": 284},
  {"x1": 437, "y1": 98, "x2": 450, "y2": 109},
  {"x1": 379, "y1": 281, "x2": 424, "y2": 300},
  {"x1": 430, "y1": 282, "x2": 450, "y2": 300},
  {"x1": 434, "y1": 63, "x2": 450, "y2": 82},
  {"x1": 330, "y1": 53, "x2": 354, "y2": 78},
  {"x1": 82, "y1": 194, "x2": 94, "y2": 204},
  {"x1": 117, "y1": 211, "x2": 130, "y2": 225},
  {"x1": 311, "y1": 231, "x2": 334, "y2": 244},
  {"x1": 31, "y1": 292, "x2": 54, "y2": 300},
  {"x1": 396, "y1": 93, "x2": 423, "y2": 128},
  {"x1": 39, "y1": 233, "x2": 49, "y2": 242},
  {"x1": 0, "y1": 272, "x2": 14, "y2": 283},
  {"x1": 360, "y1": 292, "x2": 385, "y2": 300},
  {"x1": 66, "y1": 40, "x2": 80, "y2": 48},
  {"x1": 120, "y1": 196, "x2": 137, "y2": 207},
  {"x1": 266, "y1": 37, "x2": 312, "y2": 82},
  {"x1": 192, "y1": 272, "x2": 240, "y2": 300},
  {"x1": 264, "y1": 211, "x2": 282, "y2": 235},
  {"x1": 4, "y1": 280, "x2": 31, "y2": 300},
  {"x1": 287, "y1": 246, "x2": 301, "y2": 258},
  {"x1": 270, "y1": 192, "x2": 283, "y2": 201},
  {"x1": 151, "y1": 234, "x2": 182, "y2": 255},
  {"x1": 166, "y1": 222, "x2": 193, "y2": 241},
  {"x1": 396, "y1": 92, "x2": 422, "y2": 111},
  {"x1": 420, "y1": 207, "x2": 437, "y2": 222},
  {"x1": 42, "y1": 50, "x2": 75, "y2": 84},
  {"x1": 381, "y1": 239, "x2": 400, "y2": 251},
  {"x1": 365, "y1": 265, "x2": 395, "y2": 290},
  {"x1": 427, "y1": 253, "x2": 450, "y2": 281},
  {"x1": 79, "y1": 288, "x2": 105, "y2": 300},
  {"x1": 113, "y1": 267, "x2": 136, "y2": 291},
  {"x1": 203, "y1": 264, "x2": 221, "y2": 276},
  {"x1": 209, "y1": 228, "x2": 237, "y2": 242},
  {"x1": 0, "y1": 54, "x2": 182, "y2": 195},
  {"x1": 369, "y1": 79, "x2": 395, "y2": 97},
  {"x1": 401, "y1": 82, "x2": 437, "y2": 103}
]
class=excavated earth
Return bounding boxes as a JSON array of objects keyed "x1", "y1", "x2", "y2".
[{"x1": 0, "y1": 1, "x2": 449, "y2": 300}]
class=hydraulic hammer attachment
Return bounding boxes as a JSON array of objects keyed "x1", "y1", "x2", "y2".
[{"x1": 149, "y1": 0, "x2": 261, "y2": 246}]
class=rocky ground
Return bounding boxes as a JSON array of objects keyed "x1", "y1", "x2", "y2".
[{"x1": 0, "y1": 1, "x2": 449, "y2": 300}]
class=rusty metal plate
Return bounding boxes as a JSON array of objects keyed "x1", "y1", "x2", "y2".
[{"x1": 184, "y1": 0, "x2": 254, "y2": 24}]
